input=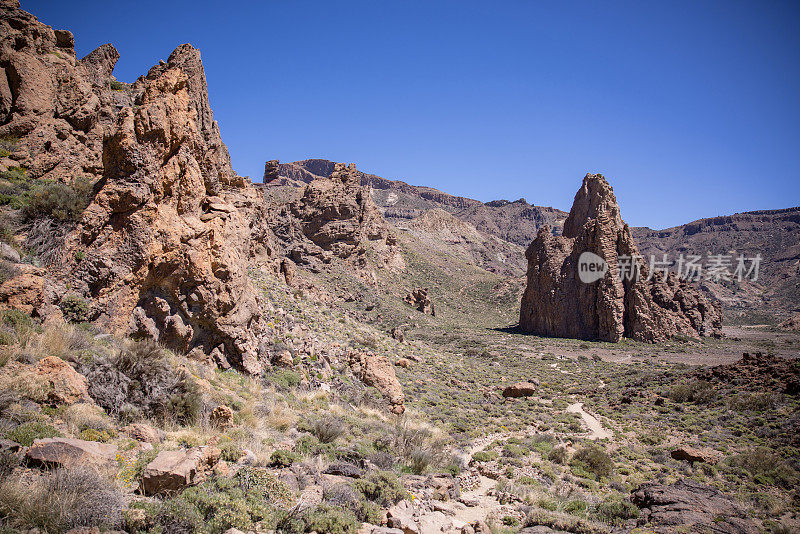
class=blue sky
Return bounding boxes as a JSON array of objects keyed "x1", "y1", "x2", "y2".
[{"x1": 28, "y1": 0, "x2": 800, "y2": 229}]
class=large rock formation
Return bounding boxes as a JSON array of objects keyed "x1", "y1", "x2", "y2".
[
  {"x1": 0, "y1": 1, "x2": 267, "y2": 373},
  {"x1": 62, "y1": 45, "x2": 265, "y2": 372},
  {"x1": 519, "y1": 174, "x2": 721, "y2": 343},
  {"x1": 269, "y1": 162, "x2": 403, "y2": 274}
]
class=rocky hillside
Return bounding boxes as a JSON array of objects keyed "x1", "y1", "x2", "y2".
[{"x1": 633, "y1": 207, "x2": 800, "y2": 321}]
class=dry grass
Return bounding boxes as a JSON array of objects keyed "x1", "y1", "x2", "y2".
[{"x1": 0, "y1": 468, "x2": 125, "y2": 533}]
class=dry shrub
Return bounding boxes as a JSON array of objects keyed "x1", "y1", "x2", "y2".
[{"x1": 0, "y1": 468, "x2": 124, "y2": 533}]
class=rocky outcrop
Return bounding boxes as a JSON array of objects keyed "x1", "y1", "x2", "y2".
[
  {"x1": 348, "y1": 350, "x2": 405, "y2": 414},
  {"x1": 58, "y1": 45, "x2": 265, "y2": 373},
  {"x1": 502, "y1": 382, "x2": 537, "y2": 398},
  {"x1": 0, "y1": 2, "x2": 267, "y2": 373},
  {"x1": 631, "y1": 479, "x2": 758, "y2": 533},
  {"x1": 519, "y1": 174, "x2": 721, "y2": 343},
  {"x1": 670, "y1": 446, "x2": 721, "y2": 465},
  {"x1": 269, "y1": 162, "x2": 403, "y2": 274},
  {"x1": 695, "y1": 352, "x2": 800, "y2": 396},
  {"x1": 403, "y1": 287, "x2": 435, "y2": 316}
]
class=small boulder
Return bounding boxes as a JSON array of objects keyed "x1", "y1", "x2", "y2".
[
  {"x1": 324, "y1": 462, "x2": 363, "y2": 478},
  {"x1": 502, "y1": 382, "x2": 537, "y2": 398},
  {"x1": 387, "y1": 499, "x2": 418, "y2": 534},
  {"x1": 26, "y1": 438, "x2": 117, "y2": 469},
  {"x1": 35, "y1": 356, "x2": 89, "y2": 404},
  {"x1": 395, "y1": 358, "x2": 412, "y2": 369},
  {"x1": 141, "y1": 448, "x2": 206, "y2": 495},
  {"x1": 123, "y1": 423, "x2": 164, "y2": 444},
  {"x1": 210, "y1": 405, "x2": 234, "y2": 429},
  {"x1": 671, "y1": 446, "x2": 720, "y2": 465}
]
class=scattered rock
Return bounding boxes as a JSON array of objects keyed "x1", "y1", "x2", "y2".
[
  {"x1": 323, "y1": 462, "x2": 363, "y2": 478},
  {"x1": 26, "y1": 438, "x2": 117, "y2": 469},
  {"x1": 387, "y1": 500, "x2": 418, "y2": 534},
  {"x1": 349, "y1": 350, "x2": 405, "y2": 414},
  {"x1": 502, "y1": 382, "x2": 537, "y2": 398},
  {"x1": 35, "y1": 356, "x2": 89, "y2": 404},
  {"x1": 695, "y1": 351, "x2": 800, "y2": 396},
  {"x1": 122, "y1": 423, "x2": 164, "y2": 444},
  {"x1": 519, "y1": 174, "x2": 722, "y2": 342}
]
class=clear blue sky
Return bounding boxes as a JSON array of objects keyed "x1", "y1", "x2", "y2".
[{"x1": 27, "y1": 0, "x2": 800, "y2": 229}]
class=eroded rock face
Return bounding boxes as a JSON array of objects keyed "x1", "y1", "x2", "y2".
[
  {"x1": 403, "y1": 287, "x2": 435, "y2": 316},
  {"x1": 59, "y1": 45, "x2": 265, "y2": 373},
  {"x1": 0, "y1": 3, "x2": 267, "y2": 373},
  {"x1": 348, "y1": 350, "x2": 405, "y2": 414},
  {"x1": 520, "y1": 174, "x2": 721, "y2": 343},
  {"x1": 631, "y1": 479, "x2": 758, "y2": 533},
  {"x1": 270, "y1": 162, "x2": 403, "y2": 274}
]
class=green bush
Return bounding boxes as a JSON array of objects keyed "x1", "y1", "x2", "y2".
[
  {"x1": 308, "y1": 416, "x2": 346, "y2": 443},
  {"x1": 22, "y1": 177, "x2": 93, "y2": 222},
  {"x1": 353, "y1": 470, "x2": 407, "y2": 507},
  {"x1": 570, "y1": 444, "x2": 613, "y2": 479},
  {"x1": 668, "y1": 380, "x2": 716, "y2": 404},
  {"x1": 5, "y1": 421, "x2": 62, "y2": 446},
  {"x1": 58, "y1": 294, "x2": 91, "y2": 323},
  {"x1": 278, "y1": 504, "x2": 359, "y2": 534},
  {"x1": 594, "y1": 495, "x2": 639, "y2": 525},
  {"x1": 269, "y1": 449, "x2": 300, "y2": 467},
  {"x1": 548, "y1": 445, "x2": 568, "y2": 464},
  {"x1": 472, "y1": 450, "x2": 499, "y2": 463},
  {"x1": 79, "y1": 429, "x2": 112, "y2": 442},
  {"x1": 727, "y1": 448, "x2": 798, "y2": 488},
  {"x1": 264, "y1": 368, "x2": 302, "y2": 389}
]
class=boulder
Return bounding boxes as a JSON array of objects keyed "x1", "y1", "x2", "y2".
[
  {"x1": 671, "y1": 446, "x2": 720, "y2": 465},
  {"x1": 387, "y1": 500, "x2": 418, "y2": 534},
  {"x1": 403, "y1": 288, "x2": 435, "y2": 316},
  {"x1": 122, "y1": 423, "x2": 164, "y2": 444},
  {"x1": 502, "y1": 382, "x2": 537, "y2": 398},
  {"x1": 26, "y1": 438, "x2": 117, "y2": 468},
  {"x1": 631, "y1": 479, "x2": 758, "y2": 533},
  {"x1": 35, "y1": 356, "x2": 90, "y2": 404},
  {"x1": 519, "y1": 174, "x2": 721, "y2": 343},
  {"x1": 210, "y1": 405, "x2": 234, "y2": 429},
  {"x1": 141, "y1": 448, "x2": 207, "y2": 495},
  {"x1": 395, "y1": 358, "x2": 412, "y2": 369},
  {"x1": 323, "y1": 462, "x2": 363, "y2": 478},
  {"x1": 349, "y1": 350, "x2": 405, "y2": 414}
]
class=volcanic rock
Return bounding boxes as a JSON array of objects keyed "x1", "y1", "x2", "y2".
[
  {"x1": 26, "y1": 437, "x2": 117, "y2": 469},
  {"x1": 502, "y1": 382, "x2": 537, "y2": 398},
  {"x1": 631, "y1": 479, "x2": 758, "y2": 533},
  {"x1": 348, "y1": 350, "x2": 405, "y2": 414},
  {"x1": 519, "y1": 174, "x2": 721, "y2": 343},
  {"x1": 670, "y1": 446, "x2": 721, "y2": 465},
  {"x1": 141, "y1": 447, "x2": 207, "y2": 495},
  {"x1": 35, "y1": 355, "x2": 90, "y2": 404},
  {"x1": 403, "y1": 287, "x2": 435, "y2": 316}
]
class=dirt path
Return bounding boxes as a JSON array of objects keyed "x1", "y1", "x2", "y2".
[{"x1": 567, "y1": 402, "x2": 612, "y2": 440}]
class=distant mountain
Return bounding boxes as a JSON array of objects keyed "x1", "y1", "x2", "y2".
[
  {"x1": 270, "y1": 159, "x2": 567, "y2": 243},
  {"x1": 632, "y1": 207, "x2": 800, "y2": 321}
]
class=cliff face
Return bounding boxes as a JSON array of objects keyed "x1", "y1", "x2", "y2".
[
  {"x1": 0, "y1": 1, "x2": 267, "y2": 373},
  {"x1": 520, "y1": 174, "x2": 722, "y2": 343}
]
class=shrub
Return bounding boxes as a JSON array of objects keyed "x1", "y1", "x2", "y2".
[
  {"x1": 220, "y1": 441, "x2": 242, "y2": 462},
  {"x1": 324, "y1": 482, "x2": 381, "y2": 524},
  {"x1": 153, "y1": 498, "x2": 204, "y2": 534},
  {"x1": 353, "y1": 470, "x2": 407, "y2": 507},
  {"x1": 265, "y1": 368, "x2": 302, "y2": 389},
  {"x1": 309, "y1": 416, "x2": 346, "y2": 443},
  {"x1": 58, "y1": 294, "x2": 91, "y2": 323},
  {"x1": 594, "y1": 495, "x2": 639, "y2": 525},
  {"x1": 472, "y1": 450, "x2": 499, "y2": 463},
  {"x1": 269, "y1": 449, "x2": 300, "y2": 467},
  {"x1": 4, "y1": 421, "x2": 62, "y2": 446},
  {"x1": 727, "y1": 448, "x2": 799, "y2": 488},
  {"x1": 409, "y1": 447, "x2": 433, "y2": 474},
  {"x1": 570, "y1": 444, "x2": 613, "y2": 478},
  {"x1": 668, "y1": 380, "x2": 716, "y2": 404},
  {"x1": 278, "y1": 504, "x2": 359, "y2": 534},
  {"x1": 22, "y1": 177, "x2": 93, "y2": 223},
  {"x1": 0, "y1": 468, "x2": 124, "y2": 533},
  {"x1": 82, "y1": 339, "x2": 201, "y2": 424},
  {"x1": 548, "y1": 445, "x2": 569, "y2": 464}
]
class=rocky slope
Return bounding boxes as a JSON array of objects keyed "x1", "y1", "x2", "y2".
[
  {"x1": 520, "y1": 173, "x2": 722, "y2": 343},
  {"x1": 633, "y1": 207, "x2": 800, "y2": 321}
]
